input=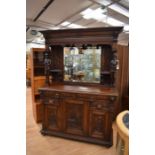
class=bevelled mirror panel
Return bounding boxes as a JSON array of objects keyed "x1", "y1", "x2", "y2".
[{"x1": 64, "y1": 46, "x2": 101, "y2": 83}]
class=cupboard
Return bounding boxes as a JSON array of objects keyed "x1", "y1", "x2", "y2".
[
  {"x1": 39, "y1": 85, "x2": 118, "y2": 146},
  {"x1": 37, "y1": 27, "x2": 123, "y2": 146},
  {"x1": 30, "y1": 48, "x2": 45, "y2": 122}
]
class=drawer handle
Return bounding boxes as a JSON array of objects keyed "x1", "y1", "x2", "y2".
[
  {"x1": 55, "y1": 94, "x2": 59, "y2": 99},
  {"x1": 110, "y1": 96, "x2": 116, "y2": 101},
  {"x1": 49, "y1": 99, "x2": 53, "y2": 104},
  {"x1": 97, "y1": 104, "x2": 102, "y2": 109}
]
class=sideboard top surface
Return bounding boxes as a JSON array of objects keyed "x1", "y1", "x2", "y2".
[{"x1": 39, "y1": 84, "x2": 118, "y2": 96}]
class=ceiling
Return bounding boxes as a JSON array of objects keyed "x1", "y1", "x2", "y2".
[{"x1": 26, "y1": 0, "x2": 129, "y2": 44}]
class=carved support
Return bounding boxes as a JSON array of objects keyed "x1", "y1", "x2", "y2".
[
  {"x1": 44, "y1": 46, "x2": 51, "y2": 86},
  {"x1": 110, "y1": 48, "x2": 119, "y2": 87}
]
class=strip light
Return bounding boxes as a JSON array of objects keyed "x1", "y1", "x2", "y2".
[
  {"x1": 51, "y1": 27, "x2": 60, "y2": 30},
  {"x1": 95, "y1": 0, "x2": 112, "y2": 6},
  {"x1": 81, "y1": 8, "x2": 106, "y2": 21},
  {"x1": 61, "y1": 21, "x2": 71, "y2": 26},
  {"x1": 68, "y1": 23, "x2": 85, "y2": 29},
  {"x1": 124, "y1": 25, "x2": 129, "y2": 32},
  {"x1": 106, "y1": 17, "x2": 124, "y2": 26},
  {"x1": 81, "y1": 8, "x2": 93, "y2": 16},
  {"x1": 109, "y1": 3, "x2": 129, "y2": 17}
]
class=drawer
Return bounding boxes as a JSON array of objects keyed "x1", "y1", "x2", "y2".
[
  {"x1": 40, "y1": 91, "x2": 61, "y2": 105},
  {"x1": 89, "y1": 99, "x2": 115, "y2": 112},
  {"x1": 61, "y1": 92, "x2": 77, "y2": 99},
  {"x1": 76, "y1": 94, "x2": 116, "y2": 101},
  {"x1": 43, "y1": 91, "x2": 61, "y2": 98},
  {"x1": 42, "y1": 97, "x2": 60, "y2": 106}
]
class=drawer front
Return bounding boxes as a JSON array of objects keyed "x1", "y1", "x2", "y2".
[
  {"x1": 89, "y1": 95, "x2": 116, "y2": 111},
  {"x1": 61, "y1": 92, "x2": 78, "y2": 99},
  {"x1": 43, "y1": 91, "x2": 61, "y2": 98},
  {"x1": 77, "y1": 94, "x2": 109, "y2": 101},
  {"x1": 89, "y1": 100, "x2": 114, "y2": 111},
  {"x1": 41, "y1": 91, "x2": 78, "y2": 100},
  {"x1": 40, "y1": 90, "x2": 116, "y2": 101},
  {"x1": 40, "y1": 91, "x2": 61, "y2": 105}
]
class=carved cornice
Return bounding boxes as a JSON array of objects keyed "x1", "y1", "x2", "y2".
[{"x1": 40, "y1": 27, "x2": 123, "y2": 46}]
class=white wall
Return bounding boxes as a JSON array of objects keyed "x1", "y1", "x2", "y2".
[{"x1": 26, "y1": 43, "x2": 45, "y2": 52}]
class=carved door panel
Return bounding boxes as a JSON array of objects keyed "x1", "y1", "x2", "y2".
[
  {"x1": 89, "y1": 110, "x2": 112, "y2": 140},
  {"x1": 45, "y1": 104, "x2": 62, "y2": 131},
  {"x1": 63, "y1": 99, "x2": 87, "y2": 136}
]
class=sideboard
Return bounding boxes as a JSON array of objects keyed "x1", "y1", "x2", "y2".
[{"x1": 39, "y1": 84, "x2": 118, "y2": 147}]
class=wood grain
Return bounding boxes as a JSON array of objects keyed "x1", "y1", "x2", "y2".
[{"x1": 27, "y1": 87, "x2": 117, "y2": 155}]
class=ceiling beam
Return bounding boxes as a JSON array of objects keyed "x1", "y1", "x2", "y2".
[
  {"x1": 117, "y1": 1, "x2": 129, "y2": 10},
  {"x1": 27, "y1": 0, "x2": 55, "y2": 32},
  {"x1": 26, "y1": 27, "x2": 30, "y2": 32},
  {"x1": 55, "y1": 3, "x2": 95, "y2": 26},
  {"x1": 88, "y1": 0, "x2": 121, "y2": 7},
  {"x1": 62, "y1": 0, "x2": 123, "y2": 27},
  {"x1": 27, "y1": 18, "x2": 55, "y2": 29},
  {"x1": 33, "y1": 0, "x2": 55, "y2": 21}
]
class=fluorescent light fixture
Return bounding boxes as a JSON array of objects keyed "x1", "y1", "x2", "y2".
[
  {"x1": 61, "y1": 21, "x2": 71, "y2": 26},
  {"x1": 91, "y1": 8, "x2": 106, "y2": 20},
  {"x1": 106, "y1": 17, "x2": 124, "y2": 26},
  {"x1": 51, "y1": 27, "x2": 60, "y2": 30},
  {"x1": 109, "y1": 3, "x2": 129, "y2": 17},
  {"x1": 81, "y1": 8, "x2": 106, "y2": 21},
  {"x1": 81, "y1": 8, "x2": 94, "y2": 19},
  {"x1": 81, "y1": 6, "x2": 127, "y2": 26},
  {"x1": 81, "y1": 8, "x2": 93, "y2": 15},
  {"x1": 68, "y1": 23, "x2": 85, "y2": 29},
  {"x1": 124, "y1": 25, "x2": 129, "y2": 31},
  {"x1": 95, "y1": 0, "x2": 111, "y2": 6}
]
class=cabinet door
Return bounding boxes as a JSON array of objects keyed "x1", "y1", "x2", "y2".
[
  {"x1": 44, "y1": 103, "x2": 62, "y2": 131},
  {"x1": 63, "y1": 99, "x2": 87, "y2": 136},
  {"x1": 89, "y1": 109, "x2": 112, "y2": 140}
]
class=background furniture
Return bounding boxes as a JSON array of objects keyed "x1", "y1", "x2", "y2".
[
  {"x1": 26, "y1": 52, "x2": 31, "y2": 86},
  {"x1": 30, "y1": 48, "x2": 45, "y2": 122}
]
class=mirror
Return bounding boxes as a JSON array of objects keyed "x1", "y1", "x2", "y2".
[{"x1": 64, "y1": 46, "x2": 101, "y2": 83}]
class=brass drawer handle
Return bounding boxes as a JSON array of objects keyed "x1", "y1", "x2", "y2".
[
  {"x1": 110, "y1": 96, "x2": 116, "y2": 101},
  {"x1": 97, "y1": 104, "x2": 102, "y2": 109},
  {"x1": 55, "y1": 93, "x2": 59, "y2": 98},
  {"x1": 49, "y1": 99, "x2": 53, "y2": 104}
]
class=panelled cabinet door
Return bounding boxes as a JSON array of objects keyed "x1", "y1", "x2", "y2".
[
  {"x1": 63, "y1": 99, "x2": 87, "y2": 136},
  {"x1": 89, "y1": 109, "x2": 112, "y2": 140},
  {"x1": 44, "y1": 103, "x2": 62, "y2": 131}
]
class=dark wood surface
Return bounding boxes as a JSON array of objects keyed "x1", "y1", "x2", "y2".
[
  {"x1": 39, "y1": 84, "x2": 118, "y2": 147},
  {"x1": 30, "y1": 27, "x2": 129, "y2": 147},
  {"x1": 39, "y1": 84, "x2": 118, "y2": 96},
  {"x1": 36, "y1": 27, "x2": 124, "y2": 146},
  {"x1": 40, "y1": 27, "x2": 123, "y2": 46},
  {"x1": 116, "y1": 45, "x2": 129, "y2": 113}
]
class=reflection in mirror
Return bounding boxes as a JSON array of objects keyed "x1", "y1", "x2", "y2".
[{"x1": 64, "y1": 46, "x2": 101, "y2": 83}]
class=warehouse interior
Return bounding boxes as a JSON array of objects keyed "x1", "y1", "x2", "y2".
[{"x1": 26, "y1": 1, "x2": 129, "y2": 155}]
